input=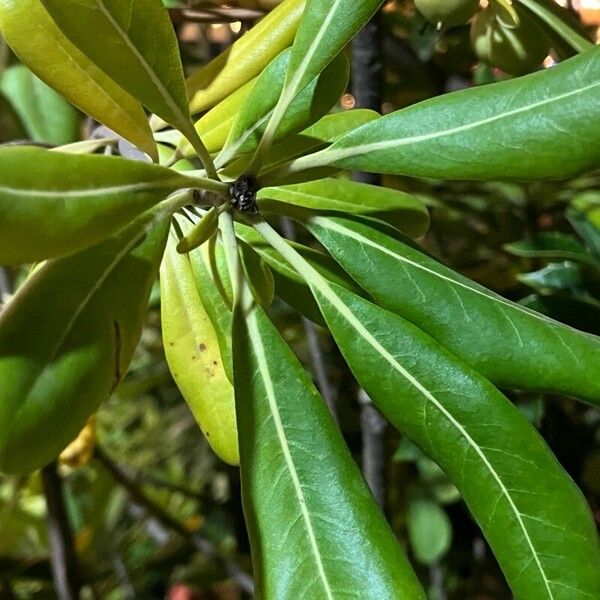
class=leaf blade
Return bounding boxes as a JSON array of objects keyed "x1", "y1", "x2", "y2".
[
  {"x1": 0, "y1": 0, "x2": 156, "y2": 158},
  {"x1": 312, "y1": 281, "x2": 600, "y2": 600},
  {"x1": 233, "y1": 300, "x2": 425, "y2": 599},
  {"x1": 306, "y1": 214, "x2": 600, "y2": 402},
  {"x1": 41, "y1": 0, "x2": 191, "y2": 133},
  {"x1": 0, "y1": 147, "x2": 193, "y2": 264},
  {"x1": 284, "y1": 48, "x2": 600, "y2": 181},
  {"x1": 0, "y1": 209, "x2": 170, "y2": 474}
]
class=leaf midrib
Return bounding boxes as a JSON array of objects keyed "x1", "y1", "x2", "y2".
[
  {"x1": 247, "y1": 307, "x2": 334, "y2": 600},
  {"x1": 93, "y1": 0, "x2": 188, "y2": 128},
  {"x1": 0, "y1": 178, "x2": 186, "y2": 199}
]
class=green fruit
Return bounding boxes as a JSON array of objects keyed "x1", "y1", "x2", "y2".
[
  {"x1": 470, "y1": 6, "x2": 551, "y2": 75},
  {"x1": 415, "y1": 0, "x2": 479, "y2": 28}
]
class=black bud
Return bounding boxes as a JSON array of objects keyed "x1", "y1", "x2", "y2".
[{"x1": 230, "y1": 176, "x2": 259, "y2": 214}]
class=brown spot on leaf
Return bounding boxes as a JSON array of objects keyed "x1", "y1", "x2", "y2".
[{"x1": 198, "y1": 343, "x2": 207, "y2": 352}]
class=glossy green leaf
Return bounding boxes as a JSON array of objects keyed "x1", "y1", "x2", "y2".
[
  {"x1": 0, "y1": 146, "x2": 194, "y2": 264},
  {"x1": 0, "y1": 65, "x2": 79, "y2": 145},
  {"x1": 258, "y1": 178, "x2": 430, "y2": 238},
  {"x1": 310, "y1": 280, "x2": 600, "y2": 600},
  {"x1": 0, "y1": 0, "x2": 156, "y2": 159},
  {"x1": 0, "y1": 208, "x2": 170, "y2": 474},
  {"x1": 41, "y1": 0, "x2": 192, "y2": 137},
  {"x1": 223, "y1": 109, "x2": 378, "y2": 182},
  {"x1": 267, "y1": 0, "x2": 383, "y2": 133},
  {"x1": 216, "y1": 50, "x2": 349, "y2": 169},
  {"x1": 177, "y1": 207, "x2": 218, "y2": 254},
  {"x1": 306, "y1": 214, "x2": 600, "y2": 402},
  {"x1": 407, "y1": 499, "x2": 452, "y2": 565},
  {"x1": 232, "y1": 300, "x2": 425, "y2": 599},
  {"x1": 514, "y1": 0, "x2": 593, "y2": 53},
  {"x1": 276, "y1": 48, "x2": 600, "y2": 182},
  {"x1": 504, "y1": 232, "x2": 598, "y2": 266},
  {"x1": 187, "y1": 0, "x2": 305, "y2": 114},
  {"x1": 160, "y1": 225, "x2": 238, "y2": 465}
]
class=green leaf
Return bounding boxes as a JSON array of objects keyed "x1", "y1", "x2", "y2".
[
  {"x1": 186, "y1": 0, "x2": 305, "y2": 114},
  {"x1": 518, "y1": 261, "x2": 583, "y2": 291},
  {"x1": 40, "y1": 0, "x2": 191, "y2": 137},
  {"x1": 0, "y1": 0, "x2": 156, "y2": 159},
  {"x1": 223, "y1": 109, "x2": 378, "y2": 181},
  {"x1": 0, "y1": 65, "x2": 80, "y2": 145},
  {"x1": 178, "y1": 78, "x2": 257, "y2": 158},
  {"x1": 514, "y1": 0, "x2": 593, "y2": 53},
  {"x1": 177, "y1": 207, "x2": 218, "y2": 254},
  {"x1": 0, "y1": 147, "x2": 194, "y2": 265},
  {"x1": 239, "y1": 243, "x2": 275, "y2": 310},
  {"x1": 232, "y1": 300, "x2": 425, "y2": 599},
  {"x1": 160, "y1": 225, "x2": 238, "y2": 465},
  {"x1": 310, "y1": 280, "x2": 600, "y2": 599},
  {"x1": 278, "y1": 48, "x2": 600, "y2": 181},
  {"x1": 280, "y1": 0, "x2": 382, "y2": 113},
  {"x1": 504, "y1": 232, "x2": 598, "y2": 267},
  {"x1": 407, "y1": 499, "x2": 452, "y2": 565},
  {"x1": 216, "y1": 50, "x2": 349, "y2": 169},
  {"x1": 0, "y1": 208, "x2": 170, "y2": 474},
  {"x1": 235, "y1": 222, "x2": 364, "y2": 325},
  {"x1": 305, "y1": 214, "x2": 600, "y2": 402},
  {"x1": 259, "y1": 0, "x2": 383, "y2": 151},
  {"x1": 521, "y1": 294, "x2": 600, "y2": 336},
  {"x1": 258, "y1": 179, "x2": 430, "y2": 238},
  {"x1": 177, "y1": 213, "x2": 234, "y2": 383}
]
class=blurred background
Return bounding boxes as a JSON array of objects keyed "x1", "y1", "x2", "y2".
[{"x1": 1, "y1": 1, "x2": 600, "y2": 598}]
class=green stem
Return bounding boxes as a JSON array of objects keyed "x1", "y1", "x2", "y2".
[
  {"x1": 258, "y1": 148, "x2": 327, "y2": 184},
  {"x1": 183, "y1": 123, "x2": 220, "y2": 181},
  {"x1": 252, "y1": 217, "x2": 324, "y2": 289},
  {"x1": 161, "y1": 188, "x2": 197, "y2": 215},
  {"x1": 218, "y1": 210, "x2": 244, "y2": 308},
  {"x1": 181, "y1": 172, "x2": 229, "y2": 195}
]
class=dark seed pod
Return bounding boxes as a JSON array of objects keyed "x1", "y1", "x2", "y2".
[{"x1": 230, "y1": 175, "x2": 259, "y2": 214}]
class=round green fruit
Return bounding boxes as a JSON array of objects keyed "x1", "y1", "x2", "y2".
[
  {"x1": 415, "y1": 0, "x2": 480, "y2": 28},
  {"x1": 470, "y1": 6, "x2": 551, "y2": 75}
]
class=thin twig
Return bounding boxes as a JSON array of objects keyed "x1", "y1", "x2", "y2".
[
  {"x1": 40, "y1": 462, "x2": 80, "y2": 600},
  {"x1": 181, "y1": 7, "x2": 265, "y2": 22},
  {"x1": 357, "y1": 389, "x2": 387, "y2": 508},
  {"x1": 352, "y1": 13, "x2": 388, "y2": 508},
  {"x1": 94, "y1": 446, "x2": 254, "y2": 595}
]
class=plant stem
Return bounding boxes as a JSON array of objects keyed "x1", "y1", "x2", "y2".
[
  {"x1": 352, "y1": 12, "x2": 387, "y2": 508},
  {"x1": 218, "y1": 210, "x2": 244, "y2": 307},
  {"x1": 41, "y1": 462, "x2": 80, "y2": 600},
  {"x1": 183, "y1": 172, "x2": 229, "y2": 195},
  {"x1": 183, "y1": 123, "x2": 220, "y2": 181},
  {"x1": 280, "y1": 218, "x2": 338, "y2": 421},
  {"x1": 258, "y1": 148, "x2": 325, "y2": 184}
]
